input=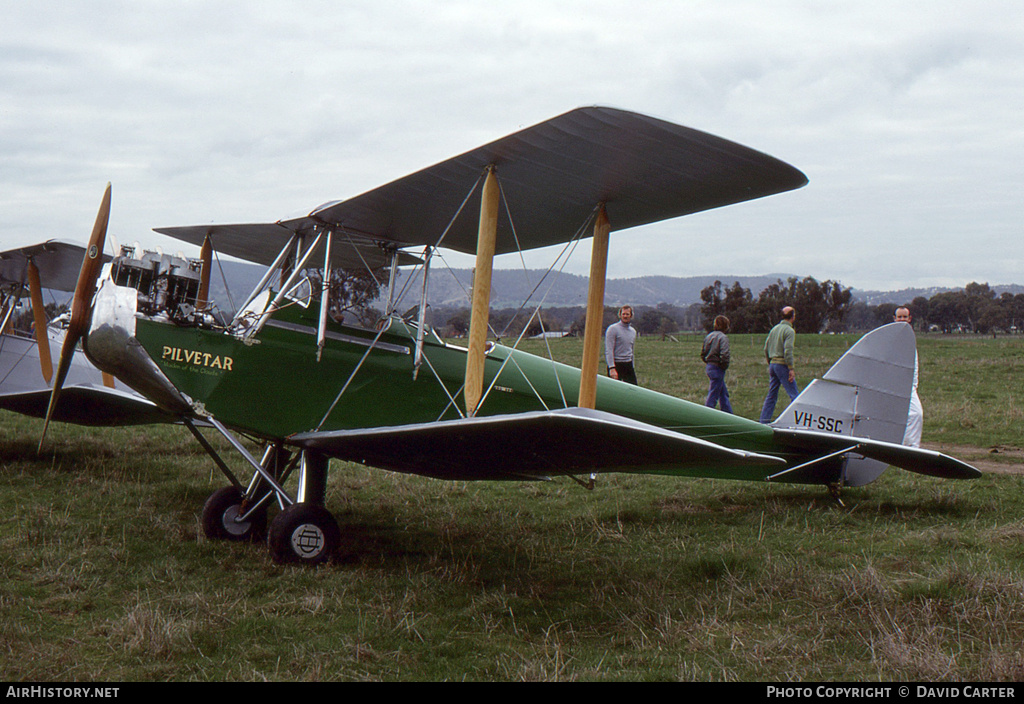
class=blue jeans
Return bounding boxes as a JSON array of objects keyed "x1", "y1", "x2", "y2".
[
  {"x1": 760, "y1": 363, "x2": 799, "y2": 423},
  {"x1": 704, "y1": 363, "x2": 732, "y2": 413}
]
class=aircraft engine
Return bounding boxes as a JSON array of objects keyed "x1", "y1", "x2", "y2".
[{"x1": 109, "y1": 246, "x2": 206, "y2": 324}]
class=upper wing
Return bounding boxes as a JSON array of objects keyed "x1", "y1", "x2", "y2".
[
  {"x1": 772, "y1": 427, "x2": 981, "y2": 480},
  {"x1": 289, "y1": 407, "x2": 784, "y2": 481},
  {"x1": 0, "y1": 239, "x2": 109, "y2": 293},
  {"x1": 155, "y1": 106, "x2": 807, "y2": 262},
  {"x1": 153, "y1": 222, "x2": 424, "y2": 268}
]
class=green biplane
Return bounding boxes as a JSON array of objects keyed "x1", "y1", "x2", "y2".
[{"x1": 39, "y1": 107, "x2": 979, "y2": 565}]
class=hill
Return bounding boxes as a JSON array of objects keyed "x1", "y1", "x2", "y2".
[
  {"x1": 852, "y1": 284, "x2": 1024, "y2": 306},
  {"x1": 390, "y1": 269, "x2": 798, "y2": 308},
  {"x1": 206, "y1": 260, "x2": 1022, "y2": 313}
]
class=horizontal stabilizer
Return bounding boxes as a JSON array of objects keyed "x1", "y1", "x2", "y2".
[
  {"x1": 0, "y1": 385, "x2": 173, "y2": 426},
  {"x1": 291, "y1": 407, "x2": 784, "y2": 481},
  {"x1": 773, "y1": 427, "x2": 980, "y2": 480}
]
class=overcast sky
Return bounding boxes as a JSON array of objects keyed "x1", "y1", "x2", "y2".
[{"x1": 2, "y1": 1, "x2": 1021, "y2": 291}]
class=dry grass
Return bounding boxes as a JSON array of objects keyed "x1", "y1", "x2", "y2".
[{"x1": 2, "y1": 333, "x2": 1023, "y2": 680}]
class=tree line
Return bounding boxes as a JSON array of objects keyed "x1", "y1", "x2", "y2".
[
  {"x1": 434, "y1": 277, "x2": 1024, "y2": 338},
  {"x1": 699, "y1": 277, "x2": 853, "y2": 334},
  {"x1": 700, "y1": 277, "x2": 1024, "y2": 335},
  {"x1": 851, "y1": 282, "x2": 1024, "y2": 335}
]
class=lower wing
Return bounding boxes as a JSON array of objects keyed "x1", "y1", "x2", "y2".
[
  {"x1": 0, "y1": 385, "x2": 174, "y2": 426},
  {"x1": 290, "y1": 407, "x2": 784, "y2": 481}
]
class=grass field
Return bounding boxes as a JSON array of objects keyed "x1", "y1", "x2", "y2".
[{"x1": 1, "y1": 332, "x2": 1022, "y2": 681}]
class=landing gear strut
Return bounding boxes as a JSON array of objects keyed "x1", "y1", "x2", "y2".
[{"x1": 188, "y1": 419, "x2": 342, "y2": 565}]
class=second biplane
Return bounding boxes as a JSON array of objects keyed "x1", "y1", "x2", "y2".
[
  {"x1": 39, "y1": 107, "x2": 980, "y2": 564},
  {"x1": 0, "y1": 240, "x2": 169, "y2": 425}
]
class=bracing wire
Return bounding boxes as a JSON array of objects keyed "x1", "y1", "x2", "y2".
[
  {"x1": 391, "y1": 171, "x2": 486, "y2": 313},
  {"x1": 316, "y1": 171, "x2": 488, "y2": 426}
]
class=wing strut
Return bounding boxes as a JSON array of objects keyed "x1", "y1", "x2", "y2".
[
  {"x1": 384, "y1": 247, "x2": 400, "y2": 316},
  {"x1": 249, "y1": 230, "x2": 323, "y2": 338},
  {"x1": 231, "y1": 233, "x2": 298, "y2": 326},
  {"x1": 578, "y1": 205, "x2": 610, "y2": 409},
  {"x1": 26, "y1": 260, "x2": 53, "y2": 384},
  {"x1": 0, "y1": 292, "x2": 15, "y2": 334},
  {"x1": 412, "y1": 246, "x2": 432, "y2": 378},
  {"x1": 197, "y1": 234, "x2": 212, "y2": 311},
  {"x1": 464, "y1": 166, "x2": 499, "y2": 417},
  {"x1": 316, "y1": 229, "x2": 332, "y2": 362}
]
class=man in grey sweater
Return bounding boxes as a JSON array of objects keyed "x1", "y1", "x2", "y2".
[{"x1": 605, "y1": 305, "x2": 638, "y2": 385}]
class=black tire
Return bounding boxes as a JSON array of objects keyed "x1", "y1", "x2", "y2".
[
  {"x1": 201, "y1": 486, "x2": 267, "y2": 542},
  {"x1": 268, "y1": 503, "x2": 341, "y2": 565}
]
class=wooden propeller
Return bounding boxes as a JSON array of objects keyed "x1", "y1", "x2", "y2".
[{"x1": 39, "y1": 183, "x2": 112, "y2": 451}]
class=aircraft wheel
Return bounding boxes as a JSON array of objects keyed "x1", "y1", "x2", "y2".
[
  {"x1": 201, "y1": 486, "x2": 267, "y2": 542},
  {"x1": 268, "y1": 503, "x2": 340, "y2": 566}
]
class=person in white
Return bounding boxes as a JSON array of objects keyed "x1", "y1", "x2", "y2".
[{"x1": 895, "y1": 307, "x2": 923, "y2": 447}]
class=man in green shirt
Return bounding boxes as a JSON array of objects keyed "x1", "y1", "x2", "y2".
[{"x1": 759, "y1": 306, "x2": 800, "y2": 423}]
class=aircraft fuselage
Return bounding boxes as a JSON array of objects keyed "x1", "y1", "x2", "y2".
[{"x1": 97, "y1": 286, "x2": 790, "y2": 482}]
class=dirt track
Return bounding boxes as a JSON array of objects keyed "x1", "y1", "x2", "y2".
[{"x1": 926, "y1": 443, "x2": 1024, "y2": 475}]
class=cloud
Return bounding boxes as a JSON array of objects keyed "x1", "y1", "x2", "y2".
[{"x1": 1, "y1": 1, "x2": 1021, "y2": 290}]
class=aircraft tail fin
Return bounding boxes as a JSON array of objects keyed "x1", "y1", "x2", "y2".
[{"x1": 771, "y1": 323, "x2": 916, "y2": 486}]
